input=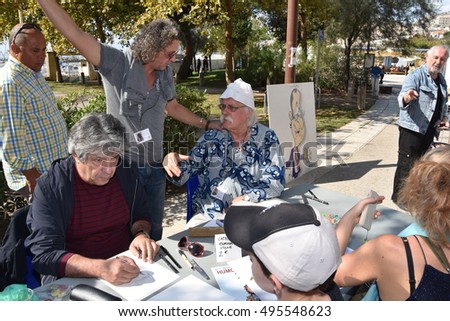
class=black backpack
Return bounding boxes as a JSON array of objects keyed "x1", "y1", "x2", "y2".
[{"x1": 0, "y1": 205, "x2": 39, "y2": 291}]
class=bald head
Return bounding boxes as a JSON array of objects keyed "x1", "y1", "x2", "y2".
[{"x1": 9, "y1": 23, "x2": 47, "y2": 72}]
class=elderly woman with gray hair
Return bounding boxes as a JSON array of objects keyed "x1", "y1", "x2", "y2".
[
  {"x1": 163, "y1": 79, "x2": 286, "y2": 225},
  {"x1": 26, "y1": 113, "x2": 159, "y2": 286}
]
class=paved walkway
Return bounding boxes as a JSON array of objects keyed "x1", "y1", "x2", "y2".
[{"x1": 161, "y1": 74, "x2": 449, "y2": 238}]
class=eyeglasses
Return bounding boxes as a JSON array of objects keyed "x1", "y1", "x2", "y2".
[
  {"x1": 218, "y1": 103, "x2": 247, "y2": 112},
  {"x1": 12, "y1": 23, "x2": 42, "y2": 44},
  {"x1": 86, "y1": 154, "x2": 120, "y2": 168},
  {"x1": 164, "y1": 49, "x2": 179, "y2": 60},
  {"x1": 178, "y1": 236, "x2": 205, "y2": 257}
]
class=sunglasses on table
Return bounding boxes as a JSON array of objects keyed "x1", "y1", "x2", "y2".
[
  {"x1": 178, "y1": 236, "x2": 205, "y2": 257},
  {"x1": 12, "y1": 23, "x2": 42, "y2": 44}
]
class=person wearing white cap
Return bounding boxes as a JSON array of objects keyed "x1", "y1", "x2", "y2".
[
  {"x1": 163, "y1": 78, "x2": 285, "y2": 224},
  {"x1": 224, "y1": 202, "x2": 344, "y2": 301}
]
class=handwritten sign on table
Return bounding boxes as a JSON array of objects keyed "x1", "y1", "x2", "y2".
[{"x1": 214, "y1": 234, "x2": 242, "y2": 262}]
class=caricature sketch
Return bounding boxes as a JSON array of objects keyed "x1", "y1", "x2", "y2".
[
  {"x1": 285, "y1": 88, "x2": 305, "y2": 179},
  {"x1": 267, "y1": 82, "x2": 316, "y2": 183}
]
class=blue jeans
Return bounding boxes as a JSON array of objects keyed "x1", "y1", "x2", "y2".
[{"x1": 137, "y1": 164, "x2": 166, "y2": 241}]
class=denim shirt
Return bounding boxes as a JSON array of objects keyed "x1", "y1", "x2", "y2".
[{"x1": 397, "y1": 64, "x2": 448, "y2": 134}]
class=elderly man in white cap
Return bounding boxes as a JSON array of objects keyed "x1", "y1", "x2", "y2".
[{"x1": 163, "y1": 78, "x2": 285, "y2": 224}]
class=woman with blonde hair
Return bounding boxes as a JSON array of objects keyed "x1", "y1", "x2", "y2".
[{"x1": 334, "y1": 146, "x2": 450, "y2": 300}]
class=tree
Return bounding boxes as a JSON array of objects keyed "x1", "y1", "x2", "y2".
[
  {"x1": 328, "y1": 0, "x2": 436, "y2": 91},
  {"x1": 258, "y1": 0, "x2": 333, "y2": 62}
]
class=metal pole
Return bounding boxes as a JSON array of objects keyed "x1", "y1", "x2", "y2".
[
  {"x1": 315, "y1": 29, "x2": 323, "y2": 108},
  {"x1": 285, "y1": 0, "x2": 298, "y2": 84}
]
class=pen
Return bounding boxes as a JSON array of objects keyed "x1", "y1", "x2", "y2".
[
  {"x1": 160, "y1": 245, "x2": 182, "y2": 269},
  {"x1": 159, "y1": 253, "x2": 179, "y2": 273},
  {"x1": 178, "y1": 250, "x2": 193, "y2": 269},
  {"x1": 190, "y1": 258, "x2": 210, "y2": 280},
  {"x1": 244, "y1": 284, "x2": 261, "y2": 301},
  {"x1": 115, "y1": 256, "x2": 143, "y2": 274}
]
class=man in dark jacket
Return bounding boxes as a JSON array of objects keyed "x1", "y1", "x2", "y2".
[{"x1": 25, "y1": 113, "x2": 159, "y2": 286}]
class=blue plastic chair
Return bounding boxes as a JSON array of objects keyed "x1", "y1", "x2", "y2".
[{"x1": 186, "y1": 175, "x2": 199, "y2": 222}]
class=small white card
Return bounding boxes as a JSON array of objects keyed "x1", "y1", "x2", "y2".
[
  {"x1": 134, "y1": 128, "x2": 152, "y2": 143},
  {"x1": 215, "y1": 234, "x2": 242, "y2": 263}
]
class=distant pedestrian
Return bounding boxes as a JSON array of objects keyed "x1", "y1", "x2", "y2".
[
  {"x1": 379, "y1": 62, "x2": 385, "y2": 84},
  {"x1": 203, "y1": 56, "x2": 208, "y2": 72},
  {"x1": 196, "y1": 58, "x2": 201, "y2": 74},
  {"x1": 370, "y1": 64, "x2": 382, "y2": 96}
]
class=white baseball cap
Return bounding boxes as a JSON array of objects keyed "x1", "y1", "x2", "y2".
[
  {"x1": 224, "y1": 203, "x2": 342, "y2": 292},
  {"x1": 220, "y1": 78, "x2": 255, "y2": 109}
]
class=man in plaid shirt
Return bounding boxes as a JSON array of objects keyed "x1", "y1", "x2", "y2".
[{"x1": 0, "y1": 23, "x2": 67, "y2": 197}]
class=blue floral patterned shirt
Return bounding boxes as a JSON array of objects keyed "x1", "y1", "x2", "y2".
[{"x1": 169, "y1": 123, "x2": 285, "y2": 219}]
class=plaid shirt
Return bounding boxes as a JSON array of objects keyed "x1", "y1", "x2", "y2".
[{"x1": 0, "y1": 56, "x2": 68, "y2": 191}]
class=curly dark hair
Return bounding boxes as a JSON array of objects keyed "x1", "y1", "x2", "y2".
[{"x1": 130, "y1": 18, "x2": 184, "y2": 63}]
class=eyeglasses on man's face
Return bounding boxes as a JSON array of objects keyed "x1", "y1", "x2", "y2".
[
  {"x1": 218, "y1": 103, "x2": 247, "y2": 112},
  {"x1": 12, "y1": 23, "x2": 42, "y2": 44},
  {"x1": 164, "y1": 49, "x2": 179, "y2": 60},
  {"x1": 85, "y1": 154, "x2": 120, "y2": 168}
]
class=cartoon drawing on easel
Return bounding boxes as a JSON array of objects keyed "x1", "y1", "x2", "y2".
[{"x1": 286, "y1": 87, "x2": 305, "y2": 179}]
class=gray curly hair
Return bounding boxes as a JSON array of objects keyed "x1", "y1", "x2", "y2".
[
  {"x1": 68, "y1": 113, "x2": 127, "y2": 162},
  {"x1": 130, "y1": 18, "x2": 184, "y2": 63}
]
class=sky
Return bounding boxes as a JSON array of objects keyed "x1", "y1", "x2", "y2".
[{"x1": 440, "y1": 0, "x2": 450, "y2": 12}]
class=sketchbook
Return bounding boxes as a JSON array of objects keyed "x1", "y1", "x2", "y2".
[{"x1": 100, "y1": 250, "x2": 180, "y2": 301}]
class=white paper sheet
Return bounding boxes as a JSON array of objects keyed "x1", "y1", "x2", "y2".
[
  {"x1": 225, "y1": 256, "x2": 277, "y2": 301},
  {"x1": 100, "y1": 250, "x2": 180, "y2": 301},
  {"x1": 149, "y1": 274, "x2": 235, "y2": 301}
]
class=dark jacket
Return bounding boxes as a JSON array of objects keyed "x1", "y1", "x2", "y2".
[
  {"x1": 0, "y1": 205, "x2": 35, "y2": 291},
  {"x1": 25, "y1": 156, "x2": 150, "y2": 277}
]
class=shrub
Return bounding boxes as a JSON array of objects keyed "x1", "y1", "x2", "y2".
[
  {"x1": 56, "y1": 85, "x2": 210, "y2": 155},
  {"x1": 57, "y1": 90, "x2": 106, "y2": 129},
  {"x1": 163, "y1": 85, "x2": 211, "y2": 155}
]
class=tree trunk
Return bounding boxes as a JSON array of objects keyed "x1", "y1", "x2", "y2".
[
  {"x1": 344, "y1": 39, "x2": 352, "y2": 92},
  {"x1": 299, "y1": 12, "x2": 308, "y2": 62},
  {"x1": 177, "y1": 27, "x2": 195, "y2": 81},
  {"x1": 224, "y1": 0, "x2": 235, "y2": 84}
]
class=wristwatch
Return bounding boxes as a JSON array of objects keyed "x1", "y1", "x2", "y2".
[
  {"x1": 243, "y1": 194, "x2": 250, "y2": 201},
  {"x1": 134, "y1": 230, "x2": 150, "y2": 239}
]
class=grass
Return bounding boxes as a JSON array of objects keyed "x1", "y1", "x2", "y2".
[
  {"x1": 316, "y1": 107, "x2": 365, "y2": 133},
  {"x1": 48, "y1": 81, "x2": 103, "y2": 95}
]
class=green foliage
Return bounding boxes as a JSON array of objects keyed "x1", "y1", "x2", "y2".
[
  {"x1": 295, "y1": 59, "x2": 315, "y2": 83},
  {"x1": 0, "y1": 163, "x2": 27, "y2": 216},
  {"x1": 56, "y1": 90, "x2": 106, "y2": 129},
  {"x1": 243, "y1": 39, "x2": 285, "y2": 87},
  {"x1": 164, "y1": 85, "x2": 211, "y2": 155}
]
